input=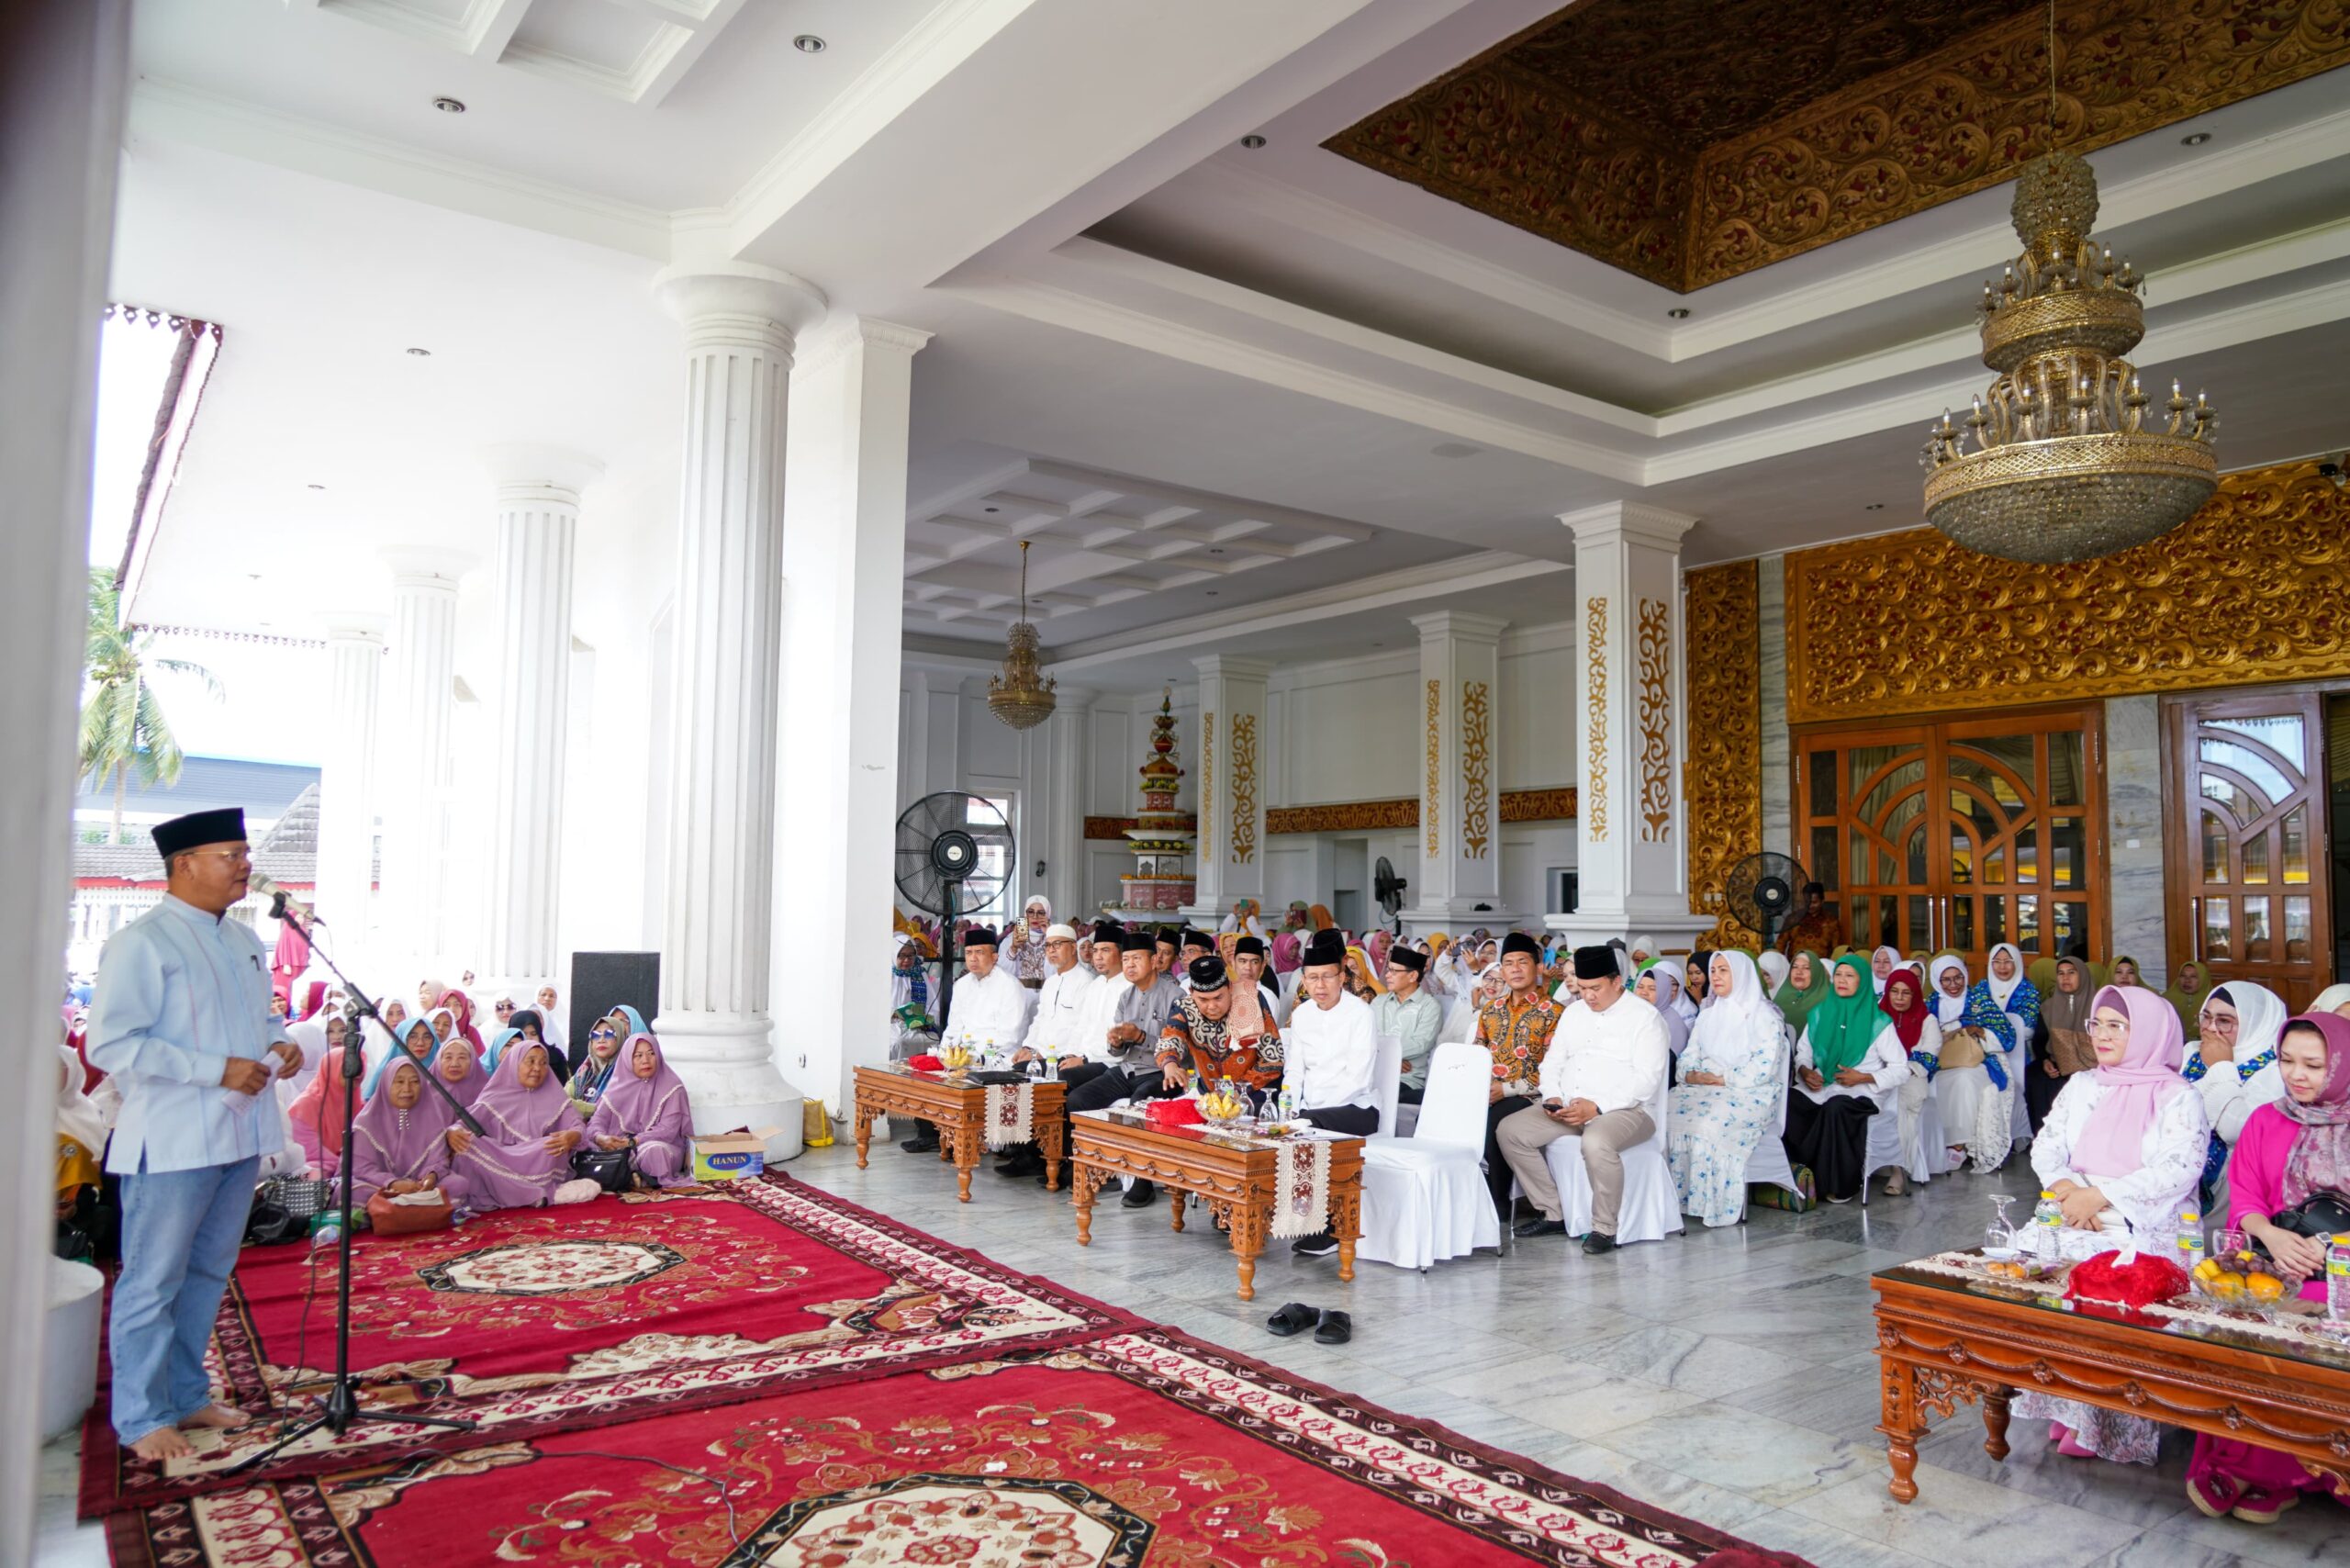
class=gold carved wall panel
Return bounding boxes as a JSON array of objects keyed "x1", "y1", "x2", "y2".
[
  {"x1": 1198, "y1": 711, "x2": 1214, "y2": 863},
  {"x1": 1585, "y1": 596, "x2": 1610, "y2": 842},
  {"x1": 1424, "y1": 679, "x2": 1441, "y2": 856},
  {"x1": 1461, "y1": 679, "x2": 1494, "y2": 858},
  {"x1": 1265, "y1": 790, "x2": 1577, "y2": 836},
  {"x1": 1636, "y1": 598, "x2": 1673, "y2": 843},
  {"x1": 1684, "y1": 563, "x2": 1762, "y2": 952},
  {"x1": 1785, "y1": 461, "x2": 2350, "y2": 724},
  {"x1": 1229, "y1": 714, "x2": 1259, "y2": 865}
]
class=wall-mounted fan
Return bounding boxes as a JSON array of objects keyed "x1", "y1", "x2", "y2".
[
  {"x1": 1373, "y1": 856, "x2": 1408, "y2": 932},
  {"x1": 1723, "y1": 851, "x2": 1807, "y2": 953},
  {"x1": 893, "y1": 792, "x2": 1013, "y2": 1033}
]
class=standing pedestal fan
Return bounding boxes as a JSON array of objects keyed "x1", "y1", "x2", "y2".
[
  {"x1": 1722, "y1": 851, "x2": 1808, "y2": 954},
  {"x1": 1373, "y1": 856, "x2": 1408, "y2": 935},
  {"x1": 894, "y1": 792, "x2": 1013, "y2": 1034}
]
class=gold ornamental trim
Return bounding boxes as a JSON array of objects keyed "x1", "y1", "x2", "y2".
[
  {"x1": 1423, "y1": 679, "x2": 1441, "y2": 856},
  {"x1": 1084, "y1": 814, "x2": 1194, "y2": 841},
  {"x1": 1585, "y1": 596, "x2": 1610, "y2": 843},
  {"x1": 1636, "y1": 598, "x2": 1673, "y2": 844},
  {"x1": 1229, "y1": 714, "x2": 1259, "y2": 865},
  {"x1": 1264, "y1": 789, "x2": 1579, "y2": 837},
  {"x1": 1921, "y1": 431, "x2": 2221, "y2": 512},
  {"x1": 1788, "y1": 459, "x2": 2350, "y2": 724},
  {"x1": 1199, "y1": 711, "x2": 1214, "y2": 862},
  {"x1": 1461, "y1": 679, "x2": 1493, "y2": 859},
  {"x1": 1979, "y1": 288, "x2": 2143, "y2": 372},
  {"x1": 1684, "y1": 563, "x2": 1762, "y2": 952},
  {"x1": 1502, "y1": 788, "x2": 1578, "y2": 824}
]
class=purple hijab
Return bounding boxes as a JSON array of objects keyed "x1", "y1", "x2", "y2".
[
  {"x1": 471, "y1": 1042, "x2": 580, "y2": 1146},
  {"x1": 2279, "y1": 1010, "x2": 2350, "y2": 1208},
  {"x1": 426, "y1": 1031, "x2": 487, "y2": 1109},
  {"x1": 345, "y1": 1057, "x2": 453, "y2": 1204},
  {"x1": 587, "y1": 1034, "x2": 695, "y2": 1186}
]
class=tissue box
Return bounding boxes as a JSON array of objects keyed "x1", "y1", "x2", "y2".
[{"x1": 691, "y1": 1126, "x2": 780, "y2": 1182}]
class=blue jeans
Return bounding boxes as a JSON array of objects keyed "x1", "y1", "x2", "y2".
[{"x1": 111, "y1": 1154, "x2": 259, "y2": 1442}]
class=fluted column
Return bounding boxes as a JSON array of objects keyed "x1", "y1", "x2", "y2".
[
  {"x1": 315, "y1": 616, "x2": 385, "y2": 950},
  {"x1": 652, "y1": 263, "x2": 826, "y2": 1143},
  {"x1": 1399, "y1": 612, "x2": 1511, "y2": 935},
  {"x1": 1181, "y1": 656, "x2": 1270, "y2": 925},
  {"x1": 1048, "y1": 685, "x2": 1093, "y2": 920},
  {"x1": 480, "y1": 444, "x2": 598, "y2": 996},
  {"x1": 379, "y1": 551, "x2": 473, "y2": 973}
]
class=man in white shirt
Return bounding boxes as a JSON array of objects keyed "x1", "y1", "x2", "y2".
[
  {"x1": 993, "y1": 924, "x2": 1097, "y2": 1180},
  {"x1": 1282, "y1": 930, "x2": 1381, "y2": 1257},
  {"x1": 1498, "y1": 945, "x2": 1670, "y2": 1255},
  {"x1": 901, "y1": 925, "x2": 1033, "y2": 1154}
]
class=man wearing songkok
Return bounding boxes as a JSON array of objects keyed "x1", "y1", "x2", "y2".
[
  {"x1": 1373, "y1": 945, "x2": 1443, "y2": 1104},
  {"x1": 1064, "y1": 928, "x2": 1190, "y2": 1204},
  {"x1": 993, "y1": 924, "x2": 1099, "y2": 1180},
  {"x1": 1158, "y1": 956, "x2": 1284, "y2": 1088},
  {"x1": 901, "y1": 925, "x2": 1033, "y2": 1153},
  {"x1": 1476, "y1": 931, "x2": 1566, "y2": 1218},
  {"x1": 1229, "y1": 935, "x2": 1281, "y2": 1025},
  {"x1": 1151, "y1": 927, "x2": 1181, "y2": 980},
  {"x1": 1178, "y1": 928, "x2": 1214, "y2": 988},
  {"x1": 1284, "y1": 930, "x2": 1382, "y2": 1256},
  {"x1": 1004, "y1": 894, "x2": 1053, "y2": 987},
  {"x1": 1499, "y1": 946, "x2": 1672, "y2": 1254},
  {"x1": 88, "y1": 808, "x2": 302, "y2": 1461}
]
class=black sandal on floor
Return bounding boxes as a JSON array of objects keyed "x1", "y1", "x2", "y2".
[
  {"x1": 1314, "y1": 1309, "x2": 1352, "y2": 1346},
  {"x1": 1265, "y1": 1302, "x2": 1319, "y2": 1338}
]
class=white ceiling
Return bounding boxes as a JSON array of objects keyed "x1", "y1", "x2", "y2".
[{"x1": 111, "y1": 0, "x2": 2350, "y2": 690}]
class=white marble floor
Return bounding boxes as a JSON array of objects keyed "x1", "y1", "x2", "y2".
[{"x1": 37, "y1": 1140, "x2": 2347, "y2": 1566}]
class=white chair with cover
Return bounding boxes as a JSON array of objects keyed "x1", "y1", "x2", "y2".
[
  {"x1": 1541, "y1": 1074, "x2": 1684, "y2": 1247},
  {"x1": 1357, "y1": 1042, "x2": 1500, "y2": 1270},
  {"x1": 1861, "y1": 1071, "x2": 1948, "y2": 1204},
  {"x1": 1371, "y1": 1031, "x2": 1404, "y2": 1137},
  {"x1": 1740, "y1": 1032, "x2": 1804, "y2": 1210}
]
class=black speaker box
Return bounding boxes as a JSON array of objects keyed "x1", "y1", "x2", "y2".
[{"x1": 568, "y1": 950, "x2": 660, "y2": 1069}]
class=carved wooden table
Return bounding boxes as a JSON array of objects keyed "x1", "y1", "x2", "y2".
[
  {"x1": 1068, "y1": 1108, "x2": 1364, "y2": 1301},
  {"x1": 1873, "y1": 1256, "x2": 2350, "y2": 1503},
  {"x1": 851, "y1": 1065, "x2": 1066, "y2": 1204}
]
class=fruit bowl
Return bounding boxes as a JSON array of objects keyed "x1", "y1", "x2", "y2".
[{"x1": 2189, "y1": 1249, "x2": 2290, "y2": 1314}]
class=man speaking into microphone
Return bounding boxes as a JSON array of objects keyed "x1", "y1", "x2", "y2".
[{"x1": 87, "y1": 807, "x2": 301, "y2": 1462}]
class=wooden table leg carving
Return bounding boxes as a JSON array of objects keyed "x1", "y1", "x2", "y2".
[
  {"x1": 1981, "y1": 1383, "x2": 2011, "y2": 1462},
  {"x1": 854, "y1": 1099, "x2": 872, "y2": 1169},
  {"x1": 1072, "y1": 1166, "x2": 1104, "y2": 1244},
  {"x1": 1229, "y1": 1206, "x2": 1264, "y2": 1302},
  {"x1": 1040, "y1": 1119, "x2": 1064, "y2": 1193},
  {"x1": 1878, "y1": 1359, "x2": 1926, "y2": 1503},
  {"x1": 1332, "y1": 1189, "x2": 1360, "y2": 1282},
  {"x1": 1169, "y1": 1185, "x2": 1187, "y2": 1233},
  {"x1": 953, "y1": 1125, "x2": 981, "y2": 1203}
]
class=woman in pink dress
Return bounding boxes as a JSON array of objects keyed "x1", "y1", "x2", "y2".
[
  {"x1": 441, "y1": 1041, "x2": 593, "y2": 1215},
  {"x1": 585, "y1": 1034, "x2": 697, "y2": 1189},
  {"x1": 2185, "y1": 1009, "x2": 2350, "y2": 1524}
]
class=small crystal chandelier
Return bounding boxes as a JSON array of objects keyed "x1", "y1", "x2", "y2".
[
  {"x1": 987, "y1": 540, "x2": 1057, "y2": 731},
  {"x1": 1919, "y1": 0, "x2": 2217, "y2": 565}
]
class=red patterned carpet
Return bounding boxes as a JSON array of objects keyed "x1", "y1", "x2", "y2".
[
  {"x1": 106, "y1": 1329, "x2": 1787, "y2": 1568},
  {"x1": 81, "y1": 1174, "x2": 1135, "y2": 1516}
]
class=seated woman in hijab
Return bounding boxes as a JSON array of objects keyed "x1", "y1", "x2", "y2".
[
  {"x1": 1949, "y1": 942, "x2": 2039, "y2": 1151},
  {"x1": 1758, "y1": 951, "x2": 1790, "y2": 1002},
  {"x1": 584, "y1": 1033, "x2": 697, "y2": 1189},
  {"x1": 1877, "y1": 965, "x2": 1942, "y2": 1197},
  {"x1": 2180, "y1": 980, "x2": 2287, "y2": 1215},
  {"x1": 1928, "y1": 954, "x2": 2017, "y2": 1172},
  {"x1": 500, "y1": 1005, "x2": 569, "y2": 1085},
  {"x1": 1867, "y1": 946, "x2": 1902, "y2": 996},
  {"x1": 1784, "y1": 955, "x2": 1911, "y2": 1203},
  {"x1": 1774, "y1": 951, "x2": 1830, "y2": 1041},
  {"x1": 285, "y1": 1033, "x2": 364, "y2": 1182},
  {"x1": 1682, "y1": 951, "x2": 1713, "y2": 1012},
  {"x1": 436, "y1": 988, "x2": 487, "y2": 1053},
  {"x1": 1630, "y1": 961, "x2": 1690, "y2": 1063},
  {"x1": 2013, "y1": 982, "x2": 2208, "y2": 1468},
  {"x1": 570, "y1": 1010, "x2": 641, "y2": 1108},
  {"x1": 2027, "y1": 954, "x2": 2101, "y2": 1132},
  {"x1": 1668, "y1": 953, "x2": 1785, "y2": 1227},
  {"x1": 346, "y1": 1055, "x2": 454, "y2": 1209},
  {"x1": 2185, "y1": 1011, "x2": 2350, "y2": 1522},
  {"x1": 426, "y1": 1006, "x2": 458, "y2": 1053},
  {"x1": 426, "y1": 1026, "x2": 487, "y2": 1109},
  {"x1": 441, "y1": 1040, "x2": 598, "y2": 1215},
  {"x1": 2164, "y1": 958, "x2": 2213, "y2": 1040}
]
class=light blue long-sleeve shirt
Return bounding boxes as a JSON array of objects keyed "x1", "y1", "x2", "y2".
[{"x1": 87, "y1": 894, "x2": 288, "y2": 1174}]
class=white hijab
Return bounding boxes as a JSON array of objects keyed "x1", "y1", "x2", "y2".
[
  {"x1": 1929, "y1": 954, "x2": 1971, "y2": 1027},
  {"x1": 1868, "y1": 946, "x2": 1901, "y2": 996},
  {"x1": 1629, "y1": 935, "x2": 1658, "y2": 967},
  {"x1": 2199, "y1": 980, "x2": 2287, "y2": 1066},
  {"x1": 1639, "y1": 964, "x2": 1690, "y2": 1057},
  {"x1": 1683, "y1": 952, "x2": 1780, "y2": 1078},
  {"x1": 1758, "y1": 951, "x2": 1790, "y2": 995},
  {"x1": 57, "y1": 1041, "x2": 115, "y2": 1155},
  {"x1": 1985, "y1": 943, "x2": 2029, "y2": 1010}
]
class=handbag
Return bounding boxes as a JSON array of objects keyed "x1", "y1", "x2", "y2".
[
  {"x1": 2270, "y1": 1189, "x2": 2350, "y2": 1241},
  {"x1": 244, "y1": 1176, "x2": 332, "y2": 1247},
  {"x1": 364, "y1": 1189, "x2": 452, "y2": 1237},
  {"x1": 571, "y1": 1145, "x2": 635, "y2": 1194},
  {"x1": 1937, "y1": 1027, "x2": 1986, "y2": 1071}
]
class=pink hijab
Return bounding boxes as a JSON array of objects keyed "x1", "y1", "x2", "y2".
[
  {"x1": 2278, "y1": 1010, "x2": 2350, "y2": 1208},
  {"x1": 2073, "y1": 984, "x2": 2188, "y2": 1176}
]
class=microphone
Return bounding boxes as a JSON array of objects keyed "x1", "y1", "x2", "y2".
[{"x1": 248, "y1": 870, "x2": 323, "y2": 930}]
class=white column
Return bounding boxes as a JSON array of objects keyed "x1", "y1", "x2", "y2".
[
  {"x1": 479, "y1": 444, "x2": 598, "y2": 996},
  {"x1": 1181, "y1": 656, "x2": 1270, "y2": 924},
  {"x1": 315, "y1": 617, "x2": 385, "y2": 950},
  {"x1": 0, "y1": 4, "x2": 127, "y2": 1550},
  {"x1": 651, "y1": 263, "x2": 826, "y2": 1148},
  {"x1": 1548, "y1": 502, "x2": 1714, "y2": 954},
  {"x1": 378, "y1": 550, "x2": 473, "y2": 974},
  {"x1": 1048, "y1": 685, "x2": 1093, "y2": 920},
  {"x1": 1400, "y1": 611, "x2": 1512, "y2": 935},
  {"x1": 775, "y1": 317, "x2": 931, "y2": 1122}
]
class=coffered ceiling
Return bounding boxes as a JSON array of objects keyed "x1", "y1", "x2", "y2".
[{"x1": 1325, "y1": 0, "x2": 2350, "y2": 291}]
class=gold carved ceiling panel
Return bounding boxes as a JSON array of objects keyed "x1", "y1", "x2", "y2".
[
  {"x1": 1785, "y1": 460, "x2": 2350, "y2": 725},
  {"x1": 1326, "y1": 0, "x2": 2350, "y2": 292}
]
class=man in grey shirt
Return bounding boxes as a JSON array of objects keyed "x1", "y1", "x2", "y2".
[
  {"x1": 1372, "y1": 946, "x2": 1444, "y2": 1103},
  {"x1": 1065, "y1": 928, "x2": 1186, "y2": 1207}
]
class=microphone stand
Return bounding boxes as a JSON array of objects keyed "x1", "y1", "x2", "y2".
[{"x1": 229, "y1": 899, "x2": 481, "y2": 1472}]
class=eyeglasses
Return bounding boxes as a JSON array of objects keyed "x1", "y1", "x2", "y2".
[
  {"x1": 182, "y1": 847, "x2": 252, "y2": 864},
  {"x1": 589, "y1": 1028, "x2": 616, "y2": 1040},
  {"x1": 494, "y1": 1001, "x2": 514, "y2": 1013},
  {"x1": 2087, "y1": 1016, "x2": 2132, "y2": 1036}
]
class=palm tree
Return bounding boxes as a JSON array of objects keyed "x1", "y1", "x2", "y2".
[{"x1": 78, "y1": 569, "x2": 223, "y2": 842}]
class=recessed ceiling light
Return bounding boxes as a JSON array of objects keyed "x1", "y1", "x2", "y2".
[
  {"x1": 1205, "y1": 590, "x2": 1219, "y2": 597},
  {"x1": 247, "y1": 573, "x2": 263, "y2": 582},
  {"x1": 406, "y1": 346, "x2": 431, "y2": 357},
  {"x1": 1430, "y1": 442, "x2": 1481, "y2": 458},
  {"x1": 793, "y1": 34, "x2": 826, "y2": 52},
  {"x1": 983, "y1": 506, "x2": 999, "y2": 513},
  {"x1": 2180, "y1": 131, "x2": 2211, "y2": 147},
  {"x1": 1240, "y1": 134, "x2": 1267, "y2": 150},
  {"x1": 1667, "y1": 308, "x2": 1692, "y2": 319},
  {"x1": 307, "y1": 483, "x2": 326, "y2": 491},
  {"x1": 1207, "y1": 547, "x2": 1225, "y2": 554},
  {"x1": 431, "y1": 95, "x2": 466, "y2": 115},
  {"x1": 1864, "y1": 502, "x2": 1886, "y2": 511}
]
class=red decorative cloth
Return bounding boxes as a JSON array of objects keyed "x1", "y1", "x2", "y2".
[
  {"x1": 906, "y1": 1053, "x2": 944, "y2": 1070},
  {"x1": 2065, "y1": 1248, "x2": 2190, "y2": 1316},
  {"x1": 1146, "y1": 1096, "x2": 1205, "y2": 1128}
]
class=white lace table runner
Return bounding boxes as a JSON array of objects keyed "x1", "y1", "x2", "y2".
[
  {"x1": 1906, "y1": 1249, "x2": 2350, "y2": 1351},
  {"x1": 982, "y1": 1082, "x2": 1034, "y2": 1150}
]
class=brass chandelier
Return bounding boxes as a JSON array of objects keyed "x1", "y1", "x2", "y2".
[
  {"x1": 1919, "y1": 1, "x2": 2217, "y2": 565},
  {"x1": 987, "y1": 540, "x2": 1058, "y2": 731}
]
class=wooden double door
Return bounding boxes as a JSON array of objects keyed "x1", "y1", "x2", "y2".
[
  {"x1": 1793, "y1": 705, "x2": 2105, "y2": 980},
  {"x1": 2162, "y1": 688, "x2": 2332, "y2": 1009}
]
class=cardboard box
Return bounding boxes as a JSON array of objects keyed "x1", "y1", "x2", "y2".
[{"x1": 691, "y1": 1126, "x2": 781, "y2": 1182}]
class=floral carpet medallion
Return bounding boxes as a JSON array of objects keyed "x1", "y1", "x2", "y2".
[
  {"x1": 81, "y1": 1175, "x2": 1137, "y2": 1518},
  {"x1": 103, "y1": 1330, "x2": 1807, "y2": 1567}
]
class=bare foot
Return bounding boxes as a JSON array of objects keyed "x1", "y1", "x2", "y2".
[
  {"x1": 179, "y1": 1403, "x2": 252, "y2": 1431},
  {"x1": 128, "y1": 1427, "x2": 195, "y2": 1462}
]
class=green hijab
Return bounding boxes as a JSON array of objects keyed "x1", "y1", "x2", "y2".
[
  {"x1": 1774, "y1": 950, "x2": 1831, "y2": 1034},
  {"x1": 1804, "y1": 954, "x2": 1886, "y2": 1081}
]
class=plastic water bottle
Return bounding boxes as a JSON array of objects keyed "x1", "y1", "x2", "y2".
[
  {"x1": 2328, "y1": 1234, "x2": 2350, "y2": 1324},
  {"x1": 2177, "y1": 1207, "x2": 2205, "y2": 1274},
  {"x1": 2031, "y1": 1191, "x2": 2063, "y2": 1260}
]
